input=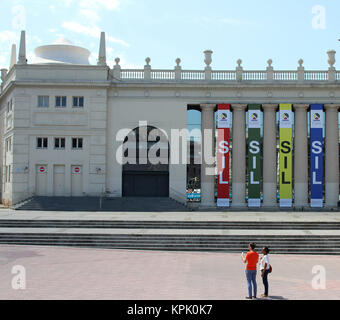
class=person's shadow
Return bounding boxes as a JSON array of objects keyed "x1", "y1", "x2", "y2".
[{"x1": 258, "y1": 296, "x2": 288, "y2": 300}]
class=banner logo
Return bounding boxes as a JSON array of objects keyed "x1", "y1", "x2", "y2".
[{"x1": 217, "y1": 110, "x2": 231, "y2": 129}]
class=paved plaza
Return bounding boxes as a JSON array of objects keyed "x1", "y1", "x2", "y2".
[{"x1": 0, "y1": 244, "x2": 339, "y2": 300}]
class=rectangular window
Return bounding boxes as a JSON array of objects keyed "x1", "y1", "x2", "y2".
[
  {"x1": 38, "y1": 96, "x2": 49, "y2": 108},
  {"x1": 54, "y1": 138, "x2": 66, "y2": 149},
  {"x1": 7, "y1": 100, "x2": 12, "y2": 113},
  {"x1": 8, "y1": 165, "x2": 11, "y2": 183},
  {"x1": 6, "y1": 137, "x2": 12, "y2": 152},
  {"x1": 56, "y1": 96, "x2": 67, "y2": 108},
  {"x1": 72, "y1": 138, "x2": 83, "y2": 150},
  {"x1": 37, "y1": 137, "x2": 48, "y2": 149},
  {"x1": 73, "y1": 96, "x2": 84, "y2": 108}
]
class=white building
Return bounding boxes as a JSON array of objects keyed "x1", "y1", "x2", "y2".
[{"x1": 0, "y1": 31, "x2": 339, "y2": 209}]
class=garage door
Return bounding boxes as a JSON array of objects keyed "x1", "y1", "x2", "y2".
[{"x1": 123, "y1": 172, "x2": 169, "y2": 197}]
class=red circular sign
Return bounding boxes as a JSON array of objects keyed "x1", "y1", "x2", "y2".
[
  {"x1": 74, "y1": 167, "x2": 80, "y2": 173},
  {"x1": 39, "y1": 167, "x2": 45, "y2": 173}
]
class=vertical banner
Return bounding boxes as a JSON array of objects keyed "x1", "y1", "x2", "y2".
[
  {"x1": 279, "y1": 104, "x2": 293, "y2": 207},
  {"x1": 310, "y1": 104, "x2": 324, "y2": 207},
  {"x1": 248, "y1": 104, "x2": 262, "y2": 207},
  {"x1": 217, "y1": 104, "x2": 231, "y2": 207}
]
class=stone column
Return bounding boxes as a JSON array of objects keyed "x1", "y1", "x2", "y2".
[
  {"x1": 262, "y1": 104, "x2": 278, "y2": 207},
  {"x1": 325, "y1": 104, "x2": 340, "y2": 208},
  {"x1": 293, "y1": 104, "x2": 309, "y2": 208},
  {"x1": 231, "y1": 104, "x2": 247, "y2": 207},
  {"x1": 200, "y1": 104, "x2": 216, "y2": 207}
]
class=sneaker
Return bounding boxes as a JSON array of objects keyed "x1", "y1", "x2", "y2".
[
  {"x1": 253, "y1": 296, "x2": 257, "y2": 299},
  {"x1": 245, "y1": 297, "x2": 252, "y2": 300},
  {"x1": 261, "y1": 294, "x2": 268, "y2": 298}
]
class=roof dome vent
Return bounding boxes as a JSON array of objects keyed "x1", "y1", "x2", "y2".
[{"x1": 33, "y1": 38, "x2": 90, "y2": 65}]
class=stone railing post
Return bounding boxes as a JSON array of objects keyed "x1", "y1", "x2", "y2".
[
  {"x1": 297, "y1": 59, "x2": 305, "y2": 83},
  {"x1": 144, "y1": 57, "x2": 151, "y2": 80},
  {"x1": 113, "y1": 58, "x2": 121, "y2": 80},
  {"x1": 175, "y1": 58, "x2": 182, "y2": 81},
  {"x1": 266, "y1": 59, "x2": 273, "y2": 82}
]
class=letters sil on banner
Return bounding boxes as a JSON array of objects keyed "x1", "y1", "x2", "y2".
[
  {"x1": 248, "y1": 105, "x2": 262, "y2": 207},
  {"x1": 310, "y1": 104, "x2": 324, "y2": 208},
  {"x1": 217, "y1": 104, "x2": 231, "y2": 207},
  {"x1": 279, "y1": 104, "x2": 293, "y2": 207}
]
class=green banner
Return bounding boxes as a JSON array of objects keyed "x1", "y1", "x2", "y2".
[{"x1": 248, "y1": 104, "x2": 261, "y2": 207}]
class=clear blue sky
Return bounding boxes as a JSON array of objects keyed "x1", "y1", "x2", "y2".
[{"x1": 0, "y1": 0, "x2": 340, "y2": 70}]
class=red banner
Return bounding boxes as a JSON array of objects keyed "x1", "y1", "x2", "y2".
[{"x1": 217, "y1": 104, "x2": 231, "y2": 207}]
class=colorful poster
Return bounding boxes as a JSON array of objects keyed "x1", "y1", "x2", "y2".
[
  {"x1": 217, "y1": 104, "x2": 231, "y2": 207},
  {"x1": 279, "y1": 104, "x2": 293, "y2": 207},
  {"x1": 248, "y1": 104, "x2": 262, "y2": 207},
  {"x1": 310, "y1": 104, "x2": 324, "y2": 208}
]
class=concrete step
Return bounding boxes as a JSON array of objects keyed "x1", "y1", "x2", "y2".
[
  {"x1": 1, "y1": 220, "x2": 340, "y2": 230},
  {"x1": 1, "y1": 233, "x2": 340, "y2": 255}
]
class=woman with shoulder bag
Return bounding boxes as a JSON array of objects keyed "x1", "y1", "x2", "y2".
[{"x1": 260, "y1": 247, "x2": 271, "y2": 298}]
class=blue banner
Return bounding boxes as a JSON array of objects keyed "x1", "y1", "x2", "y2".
[{"x1": 310, "y1": 104, "x2": 324, "y2": 207}]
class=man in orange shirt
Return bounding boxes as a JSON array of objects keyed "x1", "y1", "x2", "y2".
[{"x1": 241, "y1": 242, "x2": 259, "y2": 299}]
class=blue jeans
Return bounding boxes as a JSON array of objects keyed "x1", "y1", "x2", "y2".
[
  {"x1": 262, "y1": 270, "x2": 269, "y2": 296},
  {"x1": 246, "y1": 270, "x2": 257, "y2": 298}
]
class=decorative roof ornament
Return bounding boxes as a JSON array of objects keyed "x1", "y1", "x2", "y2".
[
  {"x1": 18, "y1": 31, "x2": 27, "y2": 65},
  {"x1": 97, "y1": 32, "x2": 107, "y2": 66},
  {"x1": 327, "y1": 50, "x2": 336, "y2": 69},
  {"x1": 204, "y1": 50, "x2": 213, "y2": 67},
  {"x1": 10, "y1": 44, "x2": 16, "y2": 69},
  {"x1": 298, "y1": 59, "x2": 304, "y2": 68}
]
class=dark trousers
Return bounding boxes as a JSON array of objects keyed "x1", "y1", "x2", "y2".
[{"x1": 262, "y1": 270, "x2": 269, "y2": 296}]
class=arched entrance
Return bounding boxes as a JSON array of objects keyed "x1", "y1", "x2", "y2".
[{"x1": 122, "y1": 125, "x2": 170, "y2": 197}]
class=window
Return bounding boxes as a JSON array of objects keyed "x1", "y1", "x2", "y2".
[
  {"x1": 73, "y1": 96, "x2": 84, "y2": 108},
  {"x1": 37, "y1": 137, "x2": 48, "y2": 149},
  {"x1": 6, "y1": 137, "x2": 12, "y2": 152},
  {"x1": 72, "y1": 138, "x2": 83, "y2": 150},
  {"x1": 8, "y1": 165, "x2": 11, "y2": 183},
  {"x1": 38, "y1": 96, "x2": 49, "y2": 108},
  {"x1": 7, "y1": 102, "x2": 10, "y2": 113},
  {"x1": 54, "y1": 138, "x2": 66, "y2": 149},
  {"x1": 56, "y1": 96, "x2": 67, "y2": 108}
]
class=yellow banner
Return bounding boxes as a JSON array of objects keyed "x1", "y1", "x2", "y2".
[{"x1": 279, "y1": 104, "x2": 293, "y2": 207}]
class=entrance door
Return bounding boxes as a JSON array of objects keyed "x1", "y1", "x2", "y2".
[
  {"x1": 123, "y1": 172, "x2": 169, "y2": 197},
  {"x1": 36, "y1": 165, "x2": 48, "y2": 196},
  {"x1": 53, "y1": 165, "x2": 65, "y2": 196},
  {"x1": 122, "y1": 125, "x2": 170, "y2": 198},
  {"x1": 71, "y1": 165, "x2": 83, "y2": 196}
]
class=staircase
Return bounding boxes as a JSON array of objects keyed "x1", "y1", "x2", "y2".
[
  {"x1": 14, "y1": 196, "x2": 189, "y2": 212},
  {"x1": 0, "y1": 219, "x2": 340, "y2": 255}
]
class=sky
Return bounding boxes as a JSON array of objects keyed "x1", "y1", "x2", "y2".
[{"x1": 0, "y1": 0, "x2": 340, "y2": 70}]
